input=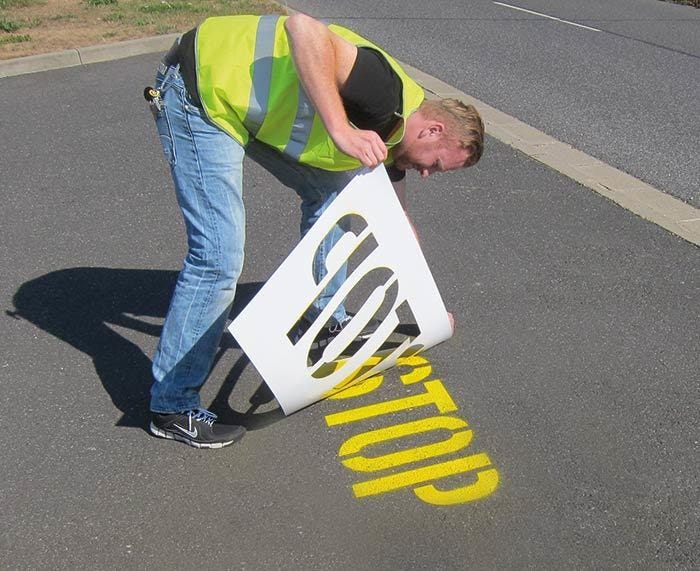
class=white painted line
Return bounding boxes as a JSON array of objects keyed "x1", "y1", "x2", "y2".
[{"x1": 493, "y1": 2, "x2": 602, "y2": 32}]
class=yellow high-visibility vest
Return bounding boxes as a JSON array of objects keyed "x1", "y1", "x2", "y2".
[{"x1": 195, "y1": 15, "x2": 425, "y2": 171}]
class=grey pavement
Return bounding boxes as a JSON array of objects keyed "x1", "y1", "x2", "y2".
[
  {"x1": 1, "y1": 6, "x2": 699, "y2": 570},
  {"x1": 287, "y1": 0, "x2": 700, "y2": 207}
]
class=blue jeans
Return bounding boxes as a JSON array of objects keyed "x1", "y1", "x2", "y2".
[{"x1": 149, "y1": 64, "x2": 361, "y2": 414}]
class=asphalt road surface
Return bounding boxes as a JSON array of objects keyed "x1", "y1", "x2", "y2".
[
  {"x1": 288, "y1": 0, "x2": 700, "y2": 207},
  {"x1": 1, "y1": 10, "x2": 698, "y2": 570}
]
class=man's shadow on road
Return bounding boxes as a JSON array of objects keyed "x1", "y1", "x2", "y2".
[{"x1": 9, "y1": 267, "x2": 282, "y2": 431}]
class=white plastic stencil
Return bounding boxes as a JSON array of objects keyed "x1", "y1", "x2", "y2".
[{"x1": 229, "y1": 166, "x2": 452, "y2": 414}]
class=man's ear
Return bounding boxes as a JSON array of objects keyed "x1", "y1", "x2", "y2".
[{"x1": 419, "y1": 120, "x2": 445, "y2": 139}]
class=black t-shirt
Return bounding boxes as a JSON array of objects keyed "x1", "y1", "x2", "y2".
[
  {"x1": 176, "y1": 31, "x2": 406, "y2": 181},
  {"x1": 340, "y1": 47, "x2": 405, "y2": 182},
  {"x1": 340, "y1": 47, "x2": 401, "y2": 140}
]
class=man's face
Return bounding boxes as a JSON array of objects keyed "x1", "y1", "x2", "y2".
[{"x1": 392, "y1": 130, "x2": 471, "y2": 178}]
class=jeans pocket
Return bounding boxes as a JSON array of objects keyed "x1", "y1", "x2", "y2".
[
  {"x1": 184, "y1": 89, "x2": 203, "y2": 113},
  {"x1": 155, "y1": 107, "x2": 177, "y2": 166}
]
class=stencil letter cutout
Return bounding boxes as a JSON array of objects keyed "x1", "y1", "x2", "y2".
[{"x1": 229, "y1": 167, "x2": 452, "y2": 414}]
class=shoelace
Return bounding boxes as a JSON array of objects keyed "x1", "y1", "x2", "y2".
[
  {"x1": 187, "y1": 408, "x2": 217, "y2": 428},
  {"x1": 328, "y1": 316, "x2": 353, "y2": 334}
]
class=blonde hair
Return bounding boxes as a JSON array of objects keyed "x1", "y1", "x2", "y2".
[{"x1": 420, "y1": 98, "x2": 484, "y2": 167}]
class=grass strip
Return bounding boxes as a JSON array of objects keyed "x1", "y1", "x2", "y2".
[{"x1": 0, "y1": 32, "x2": 30, "y2": 43}]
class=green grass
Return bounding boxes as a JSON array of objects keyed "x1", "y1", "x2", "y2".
[
  {"x1": 102, "y1": 12, "x2": 125, "y2": 22},
  {"x1": 47, "y1": 13, "x2": 78, "y2": 22},
  {"x1": 0, "y1": 17, "x2": 21, "y2": 31},
  {"x1": 0, "y1": 16, "x2": 42, "y2": 32},
  {"x1": 0, "y1": 0, "x2": 285, "y2": 57},
  {"x1": 0, "y1": 32, "x2": 30, "y2": 43},
  {"x1": 154, "y1": 22, "x2": 174, "y2": 34},
  {"x1": 0, "y1": 0, "x2": 43, "y2": 8},
  {"x1": 138, "y1": 1, "x2": 205, "y2": 14}
]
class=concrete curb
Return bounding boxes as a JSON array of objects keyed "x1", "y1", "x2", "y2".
[
  {"x1": 0, "y1": 34, "x2": 179, "y2": 78},
  {"x1": 403, "y1": 62, "x2": 699, "y2": 247},
  {"x1": 2, "y1": 35, "x2": 698, "y2": 247}
]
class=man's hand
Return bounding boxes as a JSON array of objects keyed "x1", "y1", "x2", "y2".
[
  {"x1": 331, "y1": 125, "x2": 387, "y2": 168},
  {"x1": 447, "y1": 312, "x2": 456, "y2": 335}
]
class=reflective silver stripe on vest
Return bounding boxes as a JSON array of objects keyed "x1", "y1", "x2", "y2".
[
  {"x1": 284, "y1": 87, "x2": 315, "y2": 161},
  {"x1": 243, "y1": 15, "x2": 279, "y2": 137}
]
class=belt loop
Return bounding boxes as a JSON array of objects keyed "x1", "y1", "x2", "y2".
[
  {"x1": 162, "y1": 36, "x2": 181, "y2": 66},
  {"x1": 156, "y1": 36, "x2": 182, "y2": 91}
]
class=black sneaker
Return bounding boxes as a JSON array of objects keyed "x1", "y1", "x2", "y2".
[
  {"x1": 324, "y1": 314, "x2": 380, "y2": 341},
  {"x1": 149, "y1": 408, "x2": 245, "y2": 449},
  {"x1": 294, "y1": 314, "x2": 381, "y2": 347}
]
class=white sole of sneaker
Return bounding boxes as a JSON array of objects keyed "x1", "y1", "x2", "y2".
[{"x1": 149, "y1": 422, "x2": 234, "y2": 449}]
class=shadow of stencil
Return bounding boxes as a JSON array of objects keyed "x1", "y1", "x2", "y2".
[
  {"x1": 209, "y1": 353, "x2": 287, "y2": 430},
  {"x1": 9, "y1": 267, "x2": 263, "y2": 429}
]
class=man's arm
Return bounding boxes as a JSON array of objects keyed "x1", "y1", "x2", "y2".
[{"x1": 284, "y1": 14, "x2": 387, "y2": 168}]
